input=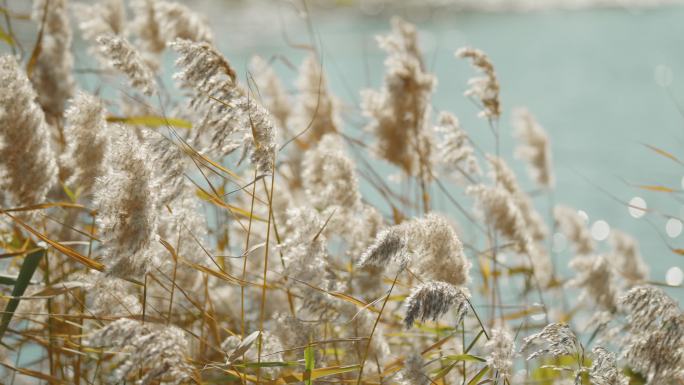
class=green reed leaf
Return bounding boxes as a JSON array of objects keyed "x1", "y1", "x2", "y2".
[
  {"x1": 0, "y1": 248, "x2": 45, "y2": 341},
  {"x1": 304, "y1": 343, "x2": 315, "y2": 385}
]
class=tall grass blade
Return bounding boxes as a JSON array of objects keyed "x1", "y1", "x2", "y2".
[
  {"x1": 0, "y1": 248, "x2": 45, "y2": 341},
  {"x1": 304, "y1": 344, "x2": 315, "y2": 385}
]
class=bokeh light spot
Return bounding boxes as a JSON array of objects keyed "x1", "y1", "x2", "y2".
[
  {"x1": 591, "y1": 220, "x2": 610, "y2": 241},
  {"x1": 666, "y1": 218, "x2": 682, "y2": 238},
  {"x1": 665, "y1": 266, "x2": 683, "y2": 286},
  {"x1": 628, "y1": 196, "x2": 647, "y2": 218},
  {"x1": 577, "y1": 210, "x2": 589, "y2": 224}
]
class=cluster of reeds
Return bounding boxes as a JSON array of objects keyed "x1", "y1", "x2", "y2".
[{"x1": 0, "y1": 1, "x2": 681, "y2": 384}]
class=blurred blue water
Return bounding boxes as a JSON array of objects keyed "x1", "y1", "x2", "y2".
[
  {"x1": 193, "y1": 4, "x2": 684, "y2": 297},
  {"x1": 63, "y1": 2, "x2": 684, "y2": 298}
]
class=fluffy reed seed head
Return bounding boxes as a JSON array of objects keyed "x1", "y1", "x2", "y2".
[
  {"x1": 292, "y1": 54, "x2": 341, "y2": 144},
  {"x1": 404, "y1": 213, "x2": 472, "y2": 286},
  {"x1": 609, "y1": 230, "x2": 648, "y2": 285},
  {"x1": 398, "y1": 352, "x2": 428, "y2": 385},
  {"x1": 153, "y1": 0, "x2": 213, "y2": 43},
  {"x1": 487, "y1": 155, "x2": 548, "y2": 242},
  {"x1": 404, "y1": 281, "x2": 469, "y2": 329},
  {"x1": 131, "y1": 0, "x2": 214, "y2": 59},
  {"x1": 170, "y1": 39, "x2": 276, "y2": 174},
  {"x1": 250, "y1": 55, "x2": 291, "y2": 129},
  {"x1": 83, "y1": 272, "x2": 142, "y2": 316},
  {"x1": 467, "y1": 184, "x2": 532, "y2": 253},
  {"x1": 272, "y1": 313, "x2": 319, "y2": 361},
  {"x1": 361, "y1": 16, "x2": 435, "y2": 177},
  {"x1": 521, "y1": 323, "x2": 581, "y2": 361},
  {"x1": 485, "y1": 327, "x2": 516, "y2": 380},
  {"x1": 154, "y1": 182, "x2": 211, "y2": 292},
  {"x1": 130, "y1": 0, "x2": 165, "y2": 54},
  {"x1": 512, "y1": 107, "x2": 554, "y2": 189},
  {"x1": 60, "y1": 92, "x2": 109, "y2": 196},
  {"x1": 435, "y1": 111, "x2": 481, "y2": 179},
  {"x1": 144, "y1": 132, "x2": 186, "y2": 208},
  {"x1": 554, "y1": 205, "x2": 595, "y2": 255},
  {"x1": 622, "y1": 314, "x2": 684, "y2": 385},
  {"x1": 96, "y1": 34, "x2": 157, "y2": 95},
  {"x1": 358, "y1": 225, "x2": 409, "y2": 270},
  {"x1": 31, "y1": 0, "x2": 75, "y2": 122},
  {"x1": 278, "y1": 207, "x2": 328, "y2": 286},
  {"x1": 73, "y1": 0, "x2": 126, "y2": 42},
  {"x1": 0, "y1": 55, "x2": 57, "y2": 208},
  {"x1": 360, "y1": 213, "x2": 471, "y2": 286},
  {"x1": 93, "y1": 126, "x2": 160, "y2": 279},
  {"x1": 89, "y1": 318, "x2": 193, "y2": 385},
  {"x1": 619, "y1": 285, "x2": 680, "y2": 332},
  {"x1": 617, "y1": 288, "x2": 682, "y2": 383},
  {"x1": 456, "y1": 47, "x2": 500, "y2": 120},
  {"x1": 302, "y1": 134, "x2": 361, "y2": 210},
  {"x1": 589, "y1": 347, "x2": 628, "y2": 385},
  {"x1": 568, "y1": 254, "x2": 618, "y2": 312}
]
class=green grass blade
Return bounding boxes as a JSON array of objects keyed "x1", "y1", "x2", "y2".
[
  {"x1": 0, "y1": 248, "x2": 45, "y2": 341},
  {"x1": 0, "y1": 24, "x2": 14, "y2": 46},
  {"x1": 467, "y1": 366, "x2": 490, "y2": 385},
  {"x1": 304, "y1": 343, "x2": 315, "y2": 385},
  {"x1": 442, "y1": 354, "x2": 487, "y2": 364}
]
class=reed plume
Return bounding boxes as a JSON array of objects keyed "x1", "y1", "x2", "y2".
[
  {"x1": 292, "y1": 54, "x2": 340, "y2": 143},
  {"x1": 467, "y1": 184, "x2": 532, "y2": 253},
  {"x1": 31, "y1": 0, "x2": 75, "y2": 123},
  {"x1": 89, "y1": 318, "x2": 193, "y2": 385},
  {"x1": 554, "y1": 205, "x2": 595, "y2": 255},
  {"x1": 486, "y1": 155, "x2": 547, "y2": 242},
  {"x1": 97, "y1": 34, "x2": 157, "y2": 95},
  {"x1": 568, "y1": 254, "x2": 619, "y2": 312},
  {"x1": 512, "y1": 107, "x2": 554, "y2": 189},
  {"x1": 73, "y1": 0, "x2": 126, "y2": 42},
  {"x1": 93, "y1": 126, "x2": 160, "y2": 279},
  {"x1": 435, "y1": 111, "x2": 481, "y2": 180},
  {"x1": 250, "y1": 55, "x2": 291, "y2": 130},
  {"x1": 0, "y1": 55, "x2": 57, "y2": 208},
  {"x1": 60, "y1": 92, "x2": 109, "y2": 195},
  {"x1": 609, "y1": 230, "x2": 648, "y2": 285},
  {"x1": 619, "y1": 286, "x2": 683, "y2": 384},
  {"x1": 404, "y1": 281, "x2": 469, "y2": 329},
  {"x1": 361, "y1": 17, "x2": 435, "y2": 177},
  {"x1": 171, "y1": 39, "x2": 276, "y2": 174},
  {"x1": 485, "y1": 327, "x2": 516, "y2": 380},
  {"x1": 397, "y1": 352, "x2": 428, "y2": 385},
  {"x1": 151, "y1": 0, "x2": 214, "y2": 43},
  {"x1": 456, "y1": 47, "x2": 500, "y2": 120},
  {"x1": 590, "y1": 347, "x2": 628, "y2": 385},
  {"x1": 521, "y1": 323, "x2": 582, "y2": 361}
]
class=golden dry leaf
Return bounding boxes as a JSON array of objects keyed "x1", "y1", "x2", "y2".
[
  {"x1": 5, "y1": 212, "x2": 105, "y2": 272},
  {"x1": 636, "y1": 184, "x2": 675, "y2": 193},
  {"x1": 106, "y1": 115, "x2": 192, "y2": 129},
  {"x1": 643, "y1": 143, "x2": 681, "y2": 163}
]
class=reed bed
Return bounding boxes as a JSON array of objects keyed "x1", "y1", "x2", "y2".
[{"x1": 0, "y1": 1, "x2": 681, "y2": 385}]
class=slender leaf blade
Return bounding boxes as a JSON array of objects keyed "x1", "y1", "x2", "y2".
[
  {"x1": 0, "y1": 248, "x2": 45, "y2": 340},
  {"x1": 0, "y1": 24, "x2": 13, "y2": 46},
  {"x1": 304, "y1": 344, "x2": 315, "y2": 385},
  {"x1": 106, "y1": 115, "x2": 192, "y2": 129}
]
